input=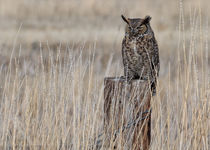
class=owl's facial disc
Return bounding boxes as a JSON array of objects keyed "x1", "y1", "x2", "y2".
[
  {"x1": 122, "y1": 15, "x2": 152, "y2": 38},
  {"x1": 137, "y1": 24, "x2": 147, "y2": 34},
  {"x1": 128, "y1": 24, "x2": 147, "y2": 38}
]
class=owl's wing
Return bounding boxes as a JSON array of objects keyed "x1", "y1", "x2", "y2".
[
  {"x1": 121, "y1": 38, "x2": 127, "y2": 67},
  {"x1": 152, "y1": 39, "x2": 160, "y2": 76}
]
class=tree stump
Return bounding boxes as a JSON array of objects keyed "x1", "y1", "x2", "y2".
[{"x1": 104, "y1": 77, "x2": 151, "y2": 150}]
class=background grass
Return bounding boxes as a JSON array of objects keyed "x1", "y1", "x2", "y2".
[{"x1": 0, "y1": 0, "x2": 209, "y2": 149}]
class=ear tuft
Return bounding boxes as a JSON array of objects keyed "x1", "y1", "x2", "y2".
[
  {"x1": 143, "y1": 16, "x2": 152, "y2": 24},
  {"x1": 121, "y1": 15, "x2": 129, "y2": 25}
]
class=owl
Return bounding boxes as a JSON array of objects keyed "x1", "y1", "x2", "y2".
[{"x1": 121, "y1": 15, "x2": 160, "y2": 93}]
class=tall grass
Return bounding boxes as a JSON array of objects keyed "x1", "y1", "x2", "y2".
[{"x1": 150, "y1": 6, "x2": 209, "y2": 149}]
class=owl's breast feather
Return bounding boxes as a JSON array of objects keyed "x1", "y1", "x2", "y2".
[{"x1": 130, "y1": 39, "x2": 139, "y2": 56}]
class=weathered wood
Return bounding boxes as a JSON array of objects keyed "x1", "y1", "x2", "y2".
[{"x1": 104, "y1": 77, "x2": 151, "y2": 150}]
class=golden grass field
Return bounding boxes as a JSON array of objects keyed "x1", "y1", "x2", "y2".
[{"x1": 0, "y1": 0, "x2": 209, "y2": 149}]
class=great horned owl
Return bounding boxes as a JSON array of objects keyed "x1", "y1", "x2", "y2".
[{"x1": 121, "y1": 15, "x2": 160, "y2": 93}]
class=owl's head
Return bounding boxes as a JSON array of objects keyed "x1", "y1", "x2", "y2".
[{"x1": 121, "y1": 15, "x2": 152, "y2": 38}]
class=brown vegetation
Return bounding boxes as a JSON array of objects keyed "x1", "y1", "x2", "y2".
[{"x1": 0, "y1": 0, "x2": 209, "y2": 149}]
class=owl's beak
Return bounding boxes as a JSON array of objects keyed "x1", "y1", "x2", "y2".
[
  {"x1": 130, "y1": 29, "x2": 137, "y2": 37},
  {"x1": 131, "y1": 29, "x2": 135, "y2": 35}
]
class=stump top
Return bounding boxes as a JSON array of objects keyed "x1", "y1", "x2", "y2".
[{"x1": 104, "y1": 77, "x2": 147, "y2": 83}]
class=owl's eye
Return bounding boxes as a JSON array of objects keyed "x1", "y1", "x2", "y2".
[{"x1": 137, "y1": 25, "x2": 146, "y2": 30}]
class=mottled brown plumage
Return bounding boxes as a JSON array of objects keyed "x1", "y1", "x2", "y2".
[{"x1": 121, "y1": 15, "x2": 160, "y2": 93}]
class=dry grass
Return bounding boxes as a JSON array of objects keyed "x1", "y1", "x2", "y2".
[{"x1": 0, "y1": 0, "x2": 209, "y2": 149}]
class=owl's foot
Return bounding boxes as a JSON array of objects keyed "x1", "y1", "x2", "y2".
[
  {"x1": 120, "y1": 76, "x2": 126, "y2": 80},
  {"x1": 152, "y1": 89, "x2": 156, "y2": 96},
  {"x1": 150, "y1": 81, "x2": 157, "y2": 96}
]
